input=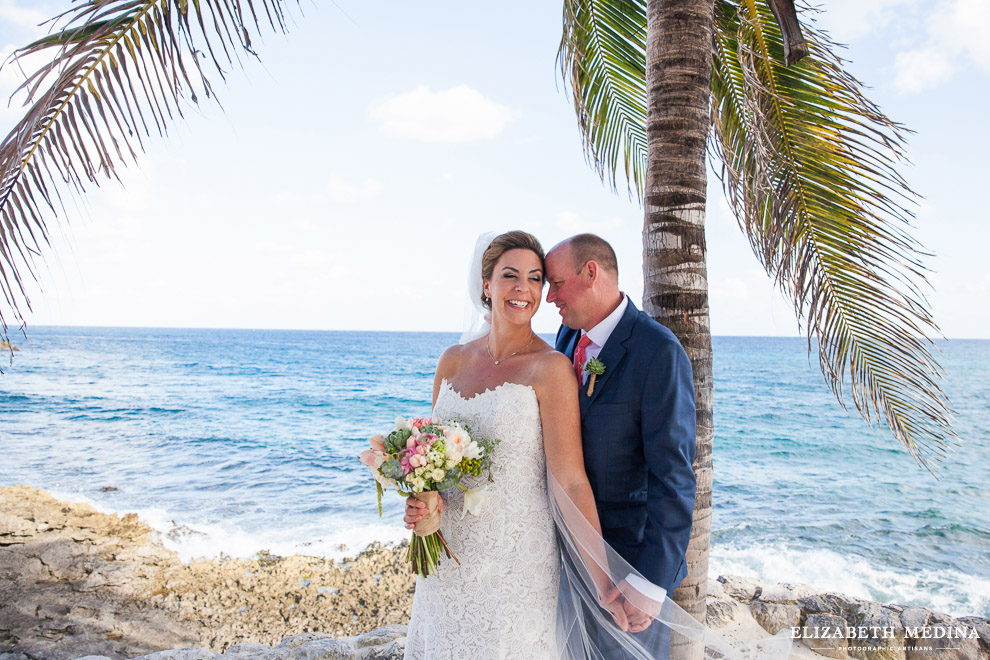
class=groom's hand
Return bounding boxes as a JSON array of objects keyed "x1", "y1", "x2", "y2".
[
  {"x1": 403, "y1": 496, "x2": 443, "y2": 529},
  {"x1": 603, "y1": 580, "x2": 662, "y2": 633},
  {"x1": 599, "y1": 591, "x2": 630, "y2": 632}
]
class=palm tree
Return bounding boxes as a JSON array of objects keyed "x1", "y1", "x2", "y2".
[
  {"x1": 559, "y1": 0, "x2": 955, "y2": 621},
  {"x1": 0, "y1": 0, "x2": 956, "y2": 627}
]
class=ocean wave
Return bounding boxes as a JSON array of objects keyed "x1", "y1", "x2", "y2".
[
  {"x1": 45, "y1": 487, "x2": 408, "y2": 564},
  {"x1": 710, "y1": 541, "x2": 990, "y2": 619}
]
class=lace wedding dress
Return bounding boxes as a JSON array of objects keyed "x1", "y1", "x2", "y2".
[{"x1": 404, "y1": 379, "x2": 560, "y2": 660}]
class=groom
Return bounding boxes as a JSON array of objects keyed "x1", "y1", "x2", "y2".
[{"x1": 546, "y1": 234, "x2": 696, "y2": 625}]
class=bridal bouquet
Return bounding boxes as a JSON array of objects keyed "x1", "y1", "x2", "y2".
[{"x1": 359, "y1": 415, "x2": 499, "y2": 577}]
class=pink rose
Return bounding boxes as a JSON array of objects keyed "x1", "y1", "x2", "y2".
[
  {"x1": 359, "y1": 449, "x2": 377, "y2": 467},
  {"x1": 406, "y1": 436, "x2": 417, "y2": 449},
  {"x1": 369, "y1": 435, "x2": 385, "y2": 452}
]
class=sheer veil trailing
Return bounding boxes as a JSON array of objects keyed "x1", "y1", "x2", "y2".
[
  {"x1": 460, "y1": 231, "x2": 496, "y2": 344},
  {"x1": 459, "y1": 233, "x2": 791, "y2": 659},
  {"x1": 549, "y1": 470, "x2": 792, "y2": 660}
]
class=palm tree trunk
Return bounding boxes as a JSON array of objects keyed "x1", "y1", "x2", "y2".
[{"x1": 642, "y1": 0, "x2": 715, "y2": 633}]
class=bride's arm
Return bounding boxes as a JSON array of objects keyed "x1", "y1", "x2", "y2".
[
  {"x1": 535, "y1": 351, "x2": 626, "y2": 627},
  {"x1": 405, "y1": 344, "x2": 464, "y2": 530}
]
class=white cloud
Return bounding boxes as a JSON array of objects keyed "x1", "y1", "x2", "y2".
[
  {"x1": 326, "y1": 176, "x2": 382, "y2": 203},
  {"x1": 815, "y1": 0, "x2": 918, "y2": 41},
  {"x1": 369, "y1": 84, "x2": 517, "y2": 142},
  {"x1": 710, "y1": 277, "x2": 749, "y2": 302},
  {"x1": 893, "y1": 47, "x2": 955, "y2": 93},
  {"x1": 893, "y1": 0, "x2": 990, "y2": 93},
  {"x1": 964, "y1": 273, "x2": 990, "y2": 294},
  {"x1": 554, "y1": 210, "x2": 624, "y2": 234},
  {"x1": 555, "y1": 210, "x2": 583, "y2": 232},
  {"x1": 0, "y1": 1, "x2": 46, "y2": 29}
]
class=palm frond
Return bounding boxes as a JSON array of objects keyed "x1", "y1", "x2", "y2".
[
  {"x1": 0, "y1": 0, "x2": 298, "y2": 338},
  {"x1": 559, "y1": 0, "x2": 648, "y2": 200},
  {"x1": 561, "y1": 0, "x2": 956, "y2": 469},
  {"x1": 711, "y1": 0, "x2": 955, "y2": 470}
]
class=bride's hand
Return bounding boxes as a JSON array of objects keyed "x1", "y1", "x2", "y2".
[
  {"x1": 599, "y1": 589, "x2": 630, "y2": 632},
  {"x1": 403, "y1": 495, "x2": 443, "y2": 529}
]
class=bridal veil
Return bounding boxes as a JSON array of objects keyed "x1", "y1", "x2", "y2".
[{"x1": 549, "y1": 470, "x2": 792, "y2": 660}]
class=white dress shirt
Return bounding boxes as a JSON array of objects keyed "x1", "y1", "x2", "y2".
[{"x1": 577, "y1": 294, "x2": 628, "y2": 384}]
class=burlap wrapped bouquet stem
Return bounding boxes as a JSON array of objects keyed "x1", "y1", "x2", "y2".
[
  {"x1": 408, "y1": 491, "x2": 459, "y2": 574},
  {"x1": 412, "y1": 491, "x2": 442, "y2": 536}
]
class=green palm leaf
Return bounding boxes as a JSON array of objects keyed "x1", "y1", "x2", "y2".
[
  {"x1": 560, "y1": 0, "x2": 956, "y2": 469},
  {"x1": 559, "y1": 0, "x2": 648, "y2": 200},
  {"x1": 0, "y1": 0, "x2": 297, "y2": 337}
]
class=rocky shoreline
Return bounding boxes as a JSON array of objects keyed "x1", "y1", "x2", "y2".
[{"x1": 1, "y1": 485, "x2": 987, "y2": 660}]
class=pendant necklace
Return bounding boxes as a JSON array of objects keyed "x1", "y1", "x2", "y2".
[{"x1": 487, "y1": 333, "x2": 536, "y2": 365}]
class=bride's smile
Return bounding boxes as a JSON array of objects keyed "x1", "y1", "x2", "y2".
[{"x1": 483, "y1": 248, "x2": 545, "y2": 324}]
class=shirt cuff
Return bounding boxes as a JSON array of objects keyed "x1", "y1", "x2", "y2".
[{"x1": 624, "y1": 573, "x2": 667, "y2": 602}]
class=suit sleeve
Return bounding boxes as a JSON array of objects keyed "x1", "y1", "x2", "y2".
[{"x1": 635, "y1": 336, "x2": 696, "y2": 593}]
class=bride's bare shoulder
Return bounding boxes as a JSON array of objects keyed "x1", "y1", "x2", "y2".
[
  {"x1": 437, "y1": 339, "x2": 483, "y2": 375},
  {"x1": 529, "y1": 344, "x2": 576, "y2": 389}
]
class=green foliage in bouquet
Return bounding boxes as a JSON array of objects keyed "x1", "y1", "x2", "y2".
[{"x1": 385, "y1": 429, "x2": 411, "y2": 454}]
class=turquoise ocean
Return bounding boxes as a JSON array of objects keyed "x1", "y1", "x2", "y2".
[{"x1": 1, "y1": 327, "x2": 987, "y2": 617}]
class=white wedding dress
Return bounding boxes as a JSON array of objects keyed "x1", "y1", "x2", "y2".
[{"x1": 404, "y1": 378, "x2": 560, "y2": 660}]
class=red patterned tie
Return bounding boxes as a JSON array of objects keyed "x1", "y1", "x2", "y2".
[{"x1": 573, "y1": 334, "x2": 592, "y2": 384}]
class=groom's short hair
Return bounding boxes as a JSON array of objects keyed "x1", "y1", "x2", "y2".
[{"x1": 569, "y1": 233, "x2": 618, "y2": 278}]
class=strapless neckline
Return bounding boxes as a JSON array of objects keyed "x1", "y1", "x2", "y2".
[{"x1": 440, "y1": 377, "x2": 537, "y2": 403}]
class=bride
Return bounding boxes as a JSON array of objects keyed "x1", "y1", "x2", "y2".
[
  {"x1": 403, "y1": 230, "x2": 614, "y2": 659},
  {"x1": 400, "y1": 231, "x2": 791, "y2": 660}
]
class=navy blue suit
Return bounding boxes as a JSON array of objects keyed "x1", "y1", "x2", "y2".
[{"x1": 556, "y1": 297, "x2": 696, "y2": 594}]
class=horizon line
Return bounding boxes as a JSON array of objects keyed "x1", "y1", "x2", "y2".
[{"x1": 8, "y1": 323, "x2": 988, "y2": 341}]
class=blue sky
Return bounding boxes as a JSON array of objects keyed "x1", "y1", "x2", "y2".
[{"x1": 1, "y1": 0, "x2": 987, "y2": 337}]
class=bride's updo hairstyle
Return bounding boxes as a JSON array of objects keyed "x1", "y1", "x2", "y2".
[{"x1": 480, "y1": 231, "x2": 546, "y2": 310}]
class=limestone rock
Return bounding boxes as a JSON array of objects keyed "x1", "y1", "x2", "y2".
[
  {"x1": 353, "y1": 626, "x2": 406, "y2": 649},
  {"x1": 706, "y1": 596, "x2": 739, "y2": 629},
  {"x1": 801, "y1": 592, "x2": 864, "y2": 617},
  {"x1": 1, "y1": 485, "x2": 416, "y2": 660},
  {"x1": 274, "y1": 635, "x2": 336, "y2": 651},
  {"x1": 362, "y1": 641, "x2": 404, "y2": 660},
  {"x1": 718, "y1": 575, "x2": 762, "y2": 602},
  {"x1": 224, "y1": 645, "x2": 270, "y2": 655},
  {"x1": 956, "y1": 617, "x2": 990, "y2": 655},
  {"x1": 750, "y1": 601, "x2": 801, "y2": 635},
  {"x1": 906, "y1": 623, "x2": 982, "y2": 660},
  {"x1": 287, "y1": 639, "x2": 353, "y2": 660},
  {"x1": 901, "y1": 607, "x2": 932, "y2": 631},
  {"x1": 130, "y1": 650, "x2": 218, "y2": 660},
  {"x1": 801, "y1": 614, "x2": 850, "y2": 659},
  {"x1": 707, "y1": 578, "x2": 725, "y2": 599},
  {"x1": 759, "y1": 582, "x2": 819, "y2": 604},
  {"x1": 845, "y1": 601, "x2": 906, "y2": 660}
]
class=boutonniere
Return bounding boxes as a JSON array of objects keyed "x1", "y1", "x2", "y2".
[{"x1": 584, "y1": 357, "x2": 606, "y2": 396}]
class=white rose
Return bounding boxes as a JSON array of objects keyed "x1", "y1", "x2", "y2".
[
  {"x1": 444, "y1": 427, "x2": 469, "y2": 457},
  {"x1": 395, "y1": 416, "x2": 412, "y2": 431},
  {"x1": 431, "y1": 469, "x2": 445, "y2": 481},
  {"x1": 462, "y1": 441, "x2": 483, "y2": 461}
]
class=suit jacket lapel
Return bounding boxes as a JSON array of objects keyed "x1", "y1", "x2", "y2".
[
  {"x1": 557, "y1": 326, "x2": 580, "y2": 360},
  {"x1": 579, "y1": 297, "x2": 638, "y2": 415}
]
